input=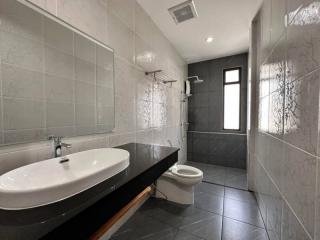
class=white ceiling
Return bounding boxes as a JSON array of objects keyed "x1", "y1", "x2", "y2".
[{"x1": 137, "y1": 0, "x2": 262, "y2": 63}]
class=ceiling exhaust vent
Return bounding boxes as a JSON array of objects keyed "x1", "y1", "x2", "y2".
[{"x1": 168, "y1": 0, "x2": 198, "y2": 24}]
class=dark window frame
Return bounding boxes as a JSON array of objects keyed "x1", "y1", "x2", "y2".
[{"x1": 222, "y1": 67, "x2": 242, "y2": 131}]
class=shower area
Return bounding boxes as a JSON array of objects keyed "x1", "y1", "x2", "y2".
[{"x1": 186, "y1": 53, "x2": 248, "y2": 190}]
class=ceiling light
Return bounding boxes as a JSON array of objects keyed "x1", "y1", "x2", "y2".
[{"x1": 206, "y1": 37, "x2": 214, "y2": 43}]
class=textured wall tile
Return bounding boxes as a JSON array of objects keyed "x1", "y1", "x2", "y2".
[
  {"x1": 74, "y1": 34, "x2": 96, "y2": 63},
  {"x1": 136, "y1": 72, "x2": 153, "y2": 102},
  {"x1": 109, "y1": 132, "x2": 136, "y2": 147},
  {"x1": 108, "y1": 11, "x2": 134, "y2": 63},
  {"x1": 282, "y1": 144, "x2": 316, "y2": 236},
  {"x1": 107, "y1": 0, "x2": 135, "y2": 31},
  {"x1": 97, "y1": 86, "x2": 114, "y2": 108},
  {"x1": 254, "y1": 2, "x2": 320, "y2": 239},
  {"x1": 286, "y1": 4, "x2": 320, "y2": 82},
  {"x1": 153, "y1": 82, "x2": 167, "y2": 104},
  {"x1": 1, "y1": 31, "x2": 43, "y2": 72},
  {"x1": 286, "y1": 0, "x2": 318, "y2": 24},
  {"x1": 135, "y1": 3, "x2": 155, "y2": 45},
  {"x1": 281, "y1": 202, "x2": 310, "y2": 240},
  {"x1": 70, "y1": 136, "x2": 106, "y2": 152},
  {"x1": 3, "y1": 98, "x2": 45, "y2": 130},
  {"x1": 4, "y1": 129, "x2": 46, "y2": 145},
  {"x1": 114, "y1": 94, "x2": 136, "y2": 133},
  {"x1": 47, "y1": 101, "x2": 74, "y2": 128},
  {"x1": 75, "y1": 104, "x2": 95, "y2": 127},
  {"x1": 75, "y1": 81, "x2": 95, "y2": 105},
  {"x1": 57, "y1": 0, "x2": 108, "y2": 44},
  {"x1": 152, "y1": 102, "x2": 166, "y2": 128},
  {"x1": 259, "y1": 60, "x2": 270, "y2": 98},
  {"x1": 75, "y1": 58, "x2": 95, "y2": 84},
  {"x1": 284, "y1": 70, "x2": 320, "y2": 155},
  {"x1": 270, "y1": 0, "x2": 286, "y2": 46},
  {"x1": 135, "y1": 34, "x2": 157, "y2": 71},
  {"x1": 0, "y1": 148, "x2": 41, "y2": 175},
  {"x1": 114, "y1": 57, "x2": 136, "y2": 99},
  {"x1": 258, "y1": 95, "x2": 269, "y2": 132},
  {"x1": 315, "y1": 158, "x2": 320, "y2": 240},
  {"x1": 44, "y1": 17, "x2": 73, "y2": 55},
  {"x1": 0, "y1": 0, "x2": 43, "y2": 41},
  {"x1": 268, "y1": 89, "x2": 284, "y2": 138},
  {"x1": 269, "y1": 35, "x2": 286, "y2": 94},
  {"x1": 266, "y1": 137, "x2": 285, "y2": 187},
  {"x1": 2, "y1": 63, "x2": 44, "y2": 100},
  {"x1": 45, "y1": 74, "x2": 74, "y2": 102},
  {"x1": 266, "y1": 180, "x2": 283, "y2": 240},
  {"x1": 137, "y1": 100, "x2": 152, "y2": 130},
  {"x1": 260, "y1": 0, "x2": 272, "y2": 62},
  {"x1": 47, "y1": 126, "x2": 75, "y2": 138},
  {"x1": 136, "y1": 129, "x2": 153, "y2": 145},
  {"x1": 254, "y1": 161, "x2": 269, "y2": 222},
  {"x1": 44, "y1": 46, "x2": 74, "y2": 79}
]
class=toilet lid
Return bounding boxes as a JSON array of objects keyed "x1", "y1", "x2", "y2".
[{"x1": 171, "y1": 165, "x2": 203, "y2": 179}]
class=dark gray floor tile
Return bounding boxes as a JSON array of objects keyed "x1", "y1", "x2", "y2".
[
  {"x1": 203, "y1": 170, "x2": 225, "y2": 185},
  {"x1": 195, "y1": 182, "x2": 225, "y2": 197},
  {"x1": 180, "y1": 214, "x2": 222, "y2": 240},
  {"x1": 186, "y1": 161, "x2": 227, "y2": 185},
  {"x1": 222, "y1": 217, "x2": 269, "y2": 240},
  {"x1": 140, "y1": 228, "x2": 178, "y2": 240},
  {"x1": 110, "y1": 229, "x2": 134, "y2": 240},
  {"x1": 111, "y1": 212, "x2": 173, "y2": 239},
  {"x1": 140, "y1": 198, "x2": 216, "y2": 228},
  {"x1": 142, "y1": 229, "x2": 205, "y2": 240},
  {"x1": 224, "y1": 198, "x2": 264, "y2": 228},
  {"x1": 194, "y1": 192, "x2": 224, "y2": 215},
  {"x1": 225, "y1": 168, "x2": 248, "y2": 190},
  {"x1": 173, "y1": 230, "x2": 205, "y2": 240},
  {"x1": 187, "y1": 161, "x2": 248, "y2": 190},
  {"x1": 225, "y1": 187, "x2": 256, "y2": 203}
]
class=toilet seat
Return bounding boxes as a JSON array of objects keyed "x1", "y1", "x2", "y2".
[
  {"x1": 156, "y1": 164, "x2": 203, "y2": 204},
  {"x1": 171, "y1": 165, "x2": 203, "y2": 179}
]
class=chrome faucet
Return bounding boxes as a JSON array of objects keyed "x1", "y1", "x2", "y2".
[{"x1": 48, "y1": 136, "x2": 72, "y2": 158}]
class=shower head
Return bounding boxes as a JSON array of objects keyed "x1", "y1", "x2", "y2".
[{"x1": 187, "y1": 76, "x2": 204, "y2": 84}]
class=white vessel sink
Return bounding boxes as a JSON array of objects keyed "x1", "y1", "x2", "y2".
[{"x1": 0, "y1": 148, "x2": 130, "y2": 210}]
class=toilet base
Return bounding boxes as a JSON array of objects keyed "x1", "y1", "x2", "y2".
[{"x1": 155, "y1": 177, "x2": 194, "y2": 204}]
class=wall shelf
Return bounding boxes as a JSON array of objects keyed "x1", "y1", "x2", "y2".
[{"x1": 145, "y1": 70, "x2": 178, "y2": 87}]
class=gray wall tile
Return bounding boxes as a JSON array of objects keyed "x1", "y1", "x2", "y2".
[
  {"x1": 2, "y1": 63, "x2": 44, "y2": 100},
  {"x1": 187, "y1": 53, "x2": 248, "y2": 168},
  {"x1": 3, "y1": 98, "x2": 45, "y2": 130},
  {"x1": 251, "y1": 2, "x2": 320, "y2": 240},
  {"x1": 46, "y1": 101, "x2": 74, "y2": 128}
]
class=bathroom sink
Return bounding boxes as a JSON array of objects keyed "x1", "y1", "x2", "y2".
[{"x1": 0, "y1": 148, "x2": 130, "y2": 210}]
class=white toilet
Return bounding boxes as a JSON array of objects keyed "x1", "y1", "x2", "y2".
[{"x1": 155, "y1": 164, "x2": 203, "y2": 204}]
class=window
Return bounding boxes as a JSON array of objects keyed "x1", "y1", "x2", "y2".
[{"x1": 223, "y1": 67, "x2": 241, "y2": 130}]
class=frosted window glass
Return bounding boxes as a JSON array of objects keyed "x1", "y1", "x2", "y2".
[
  {"x1": 225, "y1": 69, "x2": 239, "y2": 83},
  {"x1": 224, "y1": 84, "x2": 240, "y2": 130}
]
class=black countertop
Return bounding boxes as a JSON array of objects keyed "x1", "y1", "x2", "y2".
[{"x1": 0, "y1": 143, "x2": 179, "y2": 240}]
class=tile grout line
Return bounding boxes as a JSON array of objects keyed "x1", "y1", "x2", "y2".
[
  {"x1": 202, "y1": 180, "x2": 248, "y2": 191},
  {"x1": 256, "y1": 159, "x2": 313, "y2": 240},
  {"x1": 255, "y1": 190, "x2": 271, "y2": 240},
  {"x1": 193, "y1": 195, "x2": 267, "y2": 229},
  {"x1": 220, "y1": 187, "x2": 225, "y2": 240},
  {"x1": 261, "y1": 131, "x2": 318, "y2": 159},
  {"x1": 200, "y1": 181, "x2": 256, "y2": 204}
]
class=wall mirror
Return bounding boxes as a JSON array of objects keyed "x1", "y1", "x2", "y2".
[{"x1": 0, "y1": 0, "x2": 115, "y2": 145}]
